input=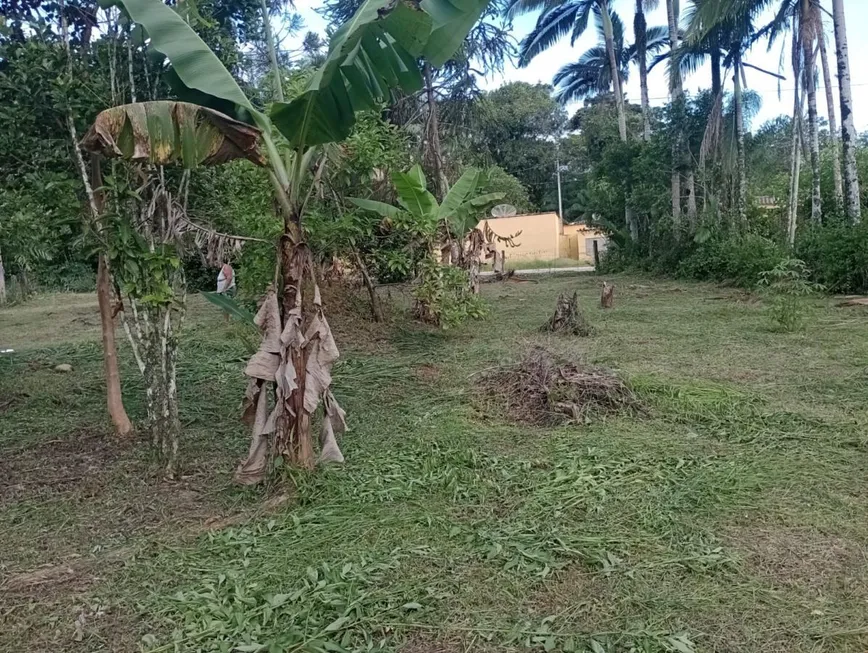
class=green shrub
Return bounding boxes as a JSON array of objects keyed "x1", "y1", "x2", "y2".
[
  {"x1": 796, "y1": 222, "x2": 868, "y2": 294},
  {"x1": 413, "y1": 259, "x2": 487, "y2": 329},
  {"x1": 676, "y1": 233, "x2": 787, "y2": 287},
  {"x1": 758, "y1": 258, "x2": 823, "y2": 332},
  {"x1": 36, "y1": 261, "x2": 96, "y2": 293}
]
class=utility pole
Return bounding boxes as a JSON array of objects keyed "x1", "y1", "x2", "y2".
[{"x1": 556, "y1": 144, "x2": 566, "y2": 219}]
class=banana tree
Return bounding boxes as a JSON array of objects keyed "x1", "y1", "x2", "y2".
[
  {"x1": 350, "y1": 164, "x2": 507, "y2": 296},
  {"x1": 103, "y1": 0, "x2": 492, "y2": 481}
]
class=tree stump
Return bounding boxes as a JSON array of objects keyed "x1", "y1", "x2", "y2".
[
  {"x1": 542, "y1": 292, "x2": 593, "y2": 336},
  {"x1": 601, "y1": 281, "x2": 614, "y2": 308}
]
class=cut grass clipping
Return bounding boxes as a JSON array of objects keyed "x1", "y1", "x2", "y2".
[
  {"x1": 479, "y1": 347, "x2": 643, "y2": 425},
  {"x1": 541, "y1": 291, "x2": 594, "y2": 336}
]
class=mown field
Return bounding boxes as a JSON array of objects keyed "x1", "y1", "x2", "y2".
[{"x1": 2, "y1": 274, "x2": 868, "y2": 653}]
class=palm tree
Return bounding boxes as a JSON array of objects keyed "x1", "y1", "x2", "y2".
[
  {"x1": 666, "y1": 0, "x2": 685, "y2": 225},
  {"x1": 818, "y1": 28, "x2": 843, "y2": 209},
  {"x1": 511, "y1": 0, "x2": 628, "y2": 140},
  {"x1": 799, "y1": 0, "x2": 822, "y2": 223},
  {"x1": 831, "y1": 0, "x2": 861, "y2": 222},
  {"x1": 686, "y1": 0, "x2": 780, "y2": 225},
  {"x1": 552, "y1": 9, "x2": 668, "y2": 104},
  {"x1": 634, "y1": 0, "x2": 660, "y2": 140},
  {"x1": 510, "y1": 0, "x2": 637, "y2": 238}
]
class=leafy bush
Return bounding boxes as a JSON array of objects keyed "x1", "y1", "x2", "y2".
[
  {"x1": 479, "y1": 166, "x2": 533, "y2": 212},
  {"x1": 676, "y1": 233, "x2": 787, "y2": 287},
  {"x1": 413, "y1": 258, "x2": 487, "y2": 329},
  {"x1": 796, "y1": 222, "x2": 868, "y2": 294},
  {"x1": 758, "y1": 258, "x2": 823, "y2": 332},
  {"x1": 37, "y1": 260, "x2": 95, "y2": 292}
]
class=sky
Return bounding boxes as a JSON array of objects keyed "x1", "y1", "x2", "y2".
[{"x1": 288, "y1": 0, "x2": 868, "y2": 133}]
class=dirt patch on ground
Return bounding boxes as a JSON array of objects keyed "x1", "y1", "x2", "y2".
[
  {"x1": 525, "y1": 565, "x2": 617, "y2": 633},
  {"x1": 477, "y1": 347, "x2": 643, "y2": 426},
  {"x1": 413, "y1": 364, "x2": 442, "y2": 383},
  {"x1": 319, "y1": 282, "x2": 396, "y2": 353},
  {"x1": 725, "y1": 525, "x2": 868, "y2": 595},
  {"x1": 401, "y1": 632, "x2": 505, "y2": 653},
  {"x1": 0, "y1": 427, "x2": 124, "y2": 505}
]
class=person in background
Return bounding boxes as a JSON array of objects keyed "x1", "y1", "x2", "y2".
[
  {"x1": 217, "y1": 260, "x2": 236, "y2": 295},
  {"x1": 216, "y1": 261, "x2": 236, "y2": 322}
]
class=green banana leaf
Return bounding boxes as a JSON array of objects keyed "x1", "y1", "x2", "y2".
[
  {"x1": 201, "y1": 291, "x2": 256, "y2": 325},
  {"x1": 109, "y1": 0, "x2": 491, "y2": 152},
  {"x1": 438, "y1": 168, "x2": 481, "y2": 221},
  {"x1": 393, "y1": 168, "x2": 438, "y2": 219},
  {"x1": 347, "y1": 197, "x2": 405, "y2": 219},
  {"x1": 269, "y1": 0, "x2": 493, "y2": 148},
  {"x1": 108, "y1": 0, "x2": 257, "y2": 124},
  {"x1": 421, "y1": 0, "x2": 491, "y2": 67}
]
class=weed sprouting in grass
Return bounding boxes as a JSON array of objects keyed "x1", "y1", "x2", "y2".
[{"x1": 758, "y1": 258, "x2": 825, "y2": 332}]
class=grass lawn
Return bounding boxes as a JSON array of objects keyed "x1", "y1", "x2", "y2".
[{"x1": 2, "y1": 274, "x2": 868, "y2": 652}]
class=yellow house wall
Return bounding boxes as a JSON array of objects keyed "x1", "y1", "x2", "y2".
[
  {"x1": 561, "y1": 223, "x2": 607, "y2": 262},
  {"x1": 483, "y1": 214, "x2": 608, "y2": 263},
  {"x1": 483, "y1": 213, "x2": 562, "y2": 261}
]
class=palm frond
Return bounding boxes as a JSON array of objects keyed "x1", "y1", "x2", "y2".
[
  {"x1": 506, "y1": 0, "x2": 562, "y2": 18},
  {"x1": 519, "y1": 2, "x2": 584, "y2": 66},
  {"x1": 754, "y1": 0, "x2": 795, "y2": 49},
  {"x1": 568, "y1": 0, "x2": 597, "y2": 46},
  {"x1": 644, "y1": 25, "x2": 670, "y2": 54},
  {"x1": 553, "y1": 62, "x2": 609, "y2": 104}
]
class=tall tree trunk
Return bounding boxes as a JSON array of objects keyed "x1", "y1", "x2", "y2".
[
  {"x1": 423, "y1": 63, "x2": 449, "y2": 200},
  {"x1": 831, "y1": 0, "x2": 861, "y2": 222},
  {"x1": 126, "y1": 24, "x2": 137, "y2": 103},
  {"x1": 600, "y1": 2, "x2": 627, "y2": 141},
  {"x1": 0, "y1": 243, "x2": 6, "y2": 305},
  {"x1": 61, "y1": 0, "x2": 133, "y2": 437},
  {"x1": 686, "y1": 171, "x2": 697, "y2": 226},
  {"x1": 733, "y1": 51, "x2": 747, "y2": 227},
  {"x1": 352, "y1": 249, "x2": 383, "y2": 322},
  {"x1": 97, "y1": 255, "x2": 134, "y2": 436},
  {"x1": 787, "y1": 94, "x2": 804, "y2": 248},
  {"x1": 819, "y1": 29, "x2": 843, "y2": 209},
  {"x1": 666, "y1": 0, "x2": 683, "y2": 227},
  {"x1": 600, "y1": 1, "x2": 633, "y2": 240},
  {"x1": 260, "y1": 0, "x2": 285, "y2": 103},
  {"x1": 634, "y1": 0, "x2": 651, "y2": 142},
  {"x1": 802, "y1": 17, "x2": 822, "y2": 224},
  {"x1": 710, "y1": 48, "x2": 722, "y2": 97}
]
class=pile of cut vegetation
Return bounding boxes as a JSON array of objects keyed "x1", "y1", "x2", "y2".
[{"x1": 479, "y1": 347, "x2": 643, "y2": 426}]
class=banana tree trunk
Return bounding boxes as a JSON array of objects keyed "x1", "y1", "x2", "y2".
[
  {"x1": 831, "y1": 0, "x2": 861, "y2": 222},
  {"x1": 277, "y1": 229, "x2": 315, "y2": 470},
  {"x1": 423, "y1": 63, "x2": 449, "y2": 200},
  {"x1": 733, "y1": 51, "x2": 747, "y2": 227},
  {"x1": 819, "y1": 30, "x2": 843, "y2": 209},
  {"x1": 634, "y1": 1, "x2": 651, "y2": 142},
  {"x1": 600, "y1": 2, "x2": 627, "y2": 142}
]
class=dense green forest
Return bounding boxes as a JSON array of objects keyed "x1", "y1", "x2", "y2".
[{"x1": 1, "y1": 0, "x2": 867, "y2": 306}]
